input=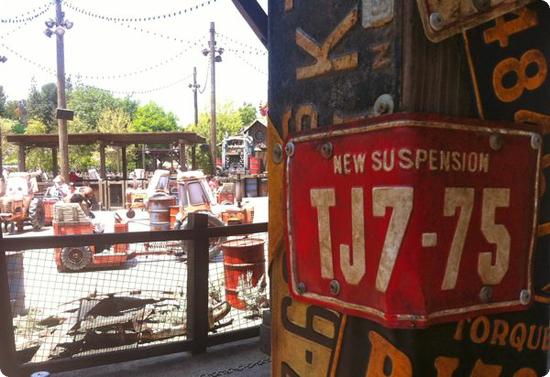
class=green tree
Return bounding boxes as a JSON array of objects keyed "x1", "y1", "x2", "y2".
[
  {"x1": 98, "y1": 108, "x2": 131, "y2": 133},
  {"x1": 0, "y1": 117, "x2": 18, "y2": 167},
  {"x1": 130, "y1": 102, "x2": 178, "y2": 132},
  {"x1": 24, "y1": 119, "x2": 52, "y2": 172},
  {"x1": 27, "y1": 83, "x2": 57, "y2": 132},
  {"x1": 238, "y1": 103, "x2": 257, "y2": 127},
  {"x1": 0, "y1": 86, "x2": 6, "y2": 117},
  {"x1": 186, "y1": 102, "x2": 245, "y2": 172}
]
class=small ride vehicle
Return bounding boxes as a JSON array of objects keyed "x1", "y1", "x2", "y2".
[
  {"x1": 53, "y1": 202, "x2": 130, "y2": 272},
  {"x1": 0, "y1": 172, "x2": 45, "y2": 234}
]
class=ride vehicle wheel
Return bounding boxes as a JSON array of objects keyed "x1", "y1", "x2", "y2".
[
  {"x1": 177, "y1": 214, "x2": 226, "y2": 260},
  {"x1": 29, "y1": 198, "x2": 45, "y2": 231},
  {"x1": 60, "y1": 246, "x2": 93, "y2": 271},
  {"x1": 126, "y1": 209, "x2": 136, "y2": 218}
]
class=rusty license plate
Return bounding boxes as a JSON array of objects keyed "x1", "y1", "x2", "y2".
[
  {"x1": 285, "y1": 115, "x2": 541, "y2": 328},
  {"x1": 417, "y1": 0, "x2": 533, "y2": 42}
]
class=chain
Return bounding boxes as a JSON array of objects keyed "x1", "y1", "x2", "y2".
[{"x1": 197, "y1": 357, "x2": 271, "y2": 377}]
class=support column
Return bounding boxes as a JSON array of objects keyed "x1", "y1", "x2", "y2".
[
  {"x1": 121, "y1": 146, "x2": 127, "y2": 181},
  {"x1": 179, "y1": 140, "x2": 187, "y2": 171},
  {"x1": 51, "y1": 147, "x2": 59, "y2": 177},
  {"x1": 18, "y1": 145, "x2": 26, "y2": 172},
  {"x1": 192, "y1": 145, "x2": 197, "y2": 170},
  {"x1": 99, "y1": 143, "x2": 106, "y2": 180}
]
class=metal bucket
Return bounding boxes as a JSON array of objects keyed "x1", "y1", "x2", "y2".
[
  {"x1": 259, "y1": 178, "x2": 268, "y2": 197},
  {"x1": 169, "y1": 205, "x2": 179, "y2": 229},
  {"x1": 222, "y1": 238, "x2": 265, "y2": 310},
  {"x1": 245, "y1": 177, "x2": 258, "y2": 198},
  {"x1": 6, "y1": 251, "x2": 25, "y2": 316},
  {"x1": 148, "y1": 195, "x2": 176, "y2": 231}
]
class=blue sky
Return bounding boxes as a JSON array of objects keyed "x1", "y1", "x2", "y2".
[{"x1": 0, "y1": 0, "x2": 268, "y2": 126}]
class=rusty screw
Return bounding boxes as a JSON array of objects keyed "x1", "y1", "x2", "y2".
[
  {"x1": 473, "y1": 0, "x2": 491, "y2": 11},
  {"x1": 285, "y1": 142, "x2": 295, "y2": 157},
  {"x1": 329, "y1": 280, "x2": 340, "y2": 296},
  {"x1": 320, "y1": 142, "x2": 333, "y2": 159},
  {"x1": 297, "y1": 282, "x2": 307, "y2": 294},
  {"x1": 429, "y1": 12, "x2": 444, "y2": 31},
  {"x1": 531, "y1": 134, "x2": 542, "y2": 150},
  {"x1": 273, "y1": 143, "x2": 283, "y2": 164},
  {"x1": 489, "y1": 134, "x2": 503, "y2": 151},
  {"x1": 479, "y1": 286, "x2": 493, "y2": 303},
  {"x1": 520, "y1": 289, "x2": 531, "y2": 305}
]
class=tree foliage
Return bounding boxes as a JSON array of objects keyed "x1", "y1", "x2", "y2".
[
  {"x1": 25, "y1": 119, "x2": 52, "y2": 172},
  {"x1": 0, "y1": 86, "x2": 6, "y2": 117},
  {"x1": 238, "y1": 102, "x2": 257, "y2": 127},
  {"x1": 130, "y1": 102, "x2": 178, "y2": 133},
  {"x1": 0, "y1": 118, "x2": 17, "y2": 167},
  {"x1": 27, "y1": 83, "x2": 57, "y2": 132}
]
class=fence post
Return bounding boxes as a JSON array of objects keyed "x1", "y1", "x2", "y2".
[
  {"x1": 186, "y1": 212, "x2": 210, "y2": 354},
  {"x1": 0, "y1": 232, "x2": 17, "y2": 376}
]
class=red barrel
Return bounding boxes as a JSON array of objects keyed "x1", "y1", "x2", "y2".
[
  {"x1": 169, "y1": 206, "x2": 180, "y2": 229},
  {"x1": 222, "y1": 238, "x2": 266, "y2": 310},
  {"x1": 249, "y1": 156, "x2": 260, "y2": 175},
  {"x1": 43, "y1": 199, "x2": 58, "y2": 225}
]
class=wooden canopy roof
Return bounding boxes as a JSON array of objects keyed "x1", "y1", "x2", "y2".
[{"x1": 7, "y1": 132, "x2": 205, "y2": 147}]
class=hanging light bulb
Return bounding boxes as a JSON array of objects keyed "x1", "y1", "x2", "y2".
[
  {"x1": 45, "y1": 18, "x2": 55, "y2": 28},
  {"x1": 64, "y1": 19, "x2": 74, "y2": 29},
  {"x1": 44, "y1": 28, "x2": 53, "y2": 38}
]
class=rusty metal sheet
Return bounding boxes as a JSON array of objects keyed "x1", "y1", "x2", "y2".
[
  {"x1": 417, "y1": 0, "x2": 534, "y2": 42},
  {"x1": 285, "y1": 114, "x2": 541, "y2": 328}
]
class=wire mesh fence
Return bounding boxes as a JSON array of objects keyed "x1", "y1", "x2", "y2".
[{"x1": 1, "y1": 219, "x2": 268, "y2": 375}]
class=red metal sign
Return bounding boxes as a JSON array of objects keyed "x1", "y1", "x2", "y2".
[
  {"x1": 416, "y1": 0, "x2": 533, "y2": 42},
  {"x1": 285, "y1": 115, "x2": 541, "y2": 328}
]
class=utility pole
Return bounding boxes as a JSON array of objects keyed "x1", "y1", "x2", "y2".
[
  {"x1": 202, "y1": 23, "x2": 223, "y2": 175},
  {"x1": 189, "y1": 66, "x2": 200, "y2": 126},
  {"x1": 44, "y1": 0, "x2": 73, "y2": 181}
]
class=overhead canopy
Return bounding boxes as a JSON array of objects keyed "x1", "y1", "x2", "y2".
[{"x1": 7, "y1": 132, "x2": 206, "y2": 147}]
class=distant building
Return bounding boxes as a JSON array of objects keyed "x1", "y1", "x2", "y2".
[{"x1": 241, "y1": 120, "x2": 267, "y2": 173}]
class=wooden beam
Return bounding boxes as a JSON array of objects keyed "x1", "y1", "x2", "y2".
[
  {"x1": 179, "y1": 140, "x2": 187, "y2": 171},
  {"x1": 18, "y1": 145, "x2": 25, "y2": 172},
  {"x1": 121, "y1": 146, "x2": 127, "y2": 181},
  {"x1": 192, "y1": 145, "x2": 197, "y2": 170},
  {"x1": 231, "y1": 0, "x2": 268, "y2": 48},
  {"x1": 99, "y1": 143, "x2": 106, "y2": 180},
  {"x1": 52, "y1": 147, "x2": 59, "y2": 177}
]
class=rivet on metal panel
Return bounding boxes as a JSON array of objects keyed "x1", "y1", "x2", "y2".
[
  {"x1": 273, "y1": 143, "x2": 283, "y2": 164},
  {"x1": 297, "y1": 282, "x2": 307, "y2": 294},
  {"x1": 285, "y1": 142, "x2": 295, "y2": 157},
  {"x1": 329, "y1": 280, "x2": 341, "y2": 296},
  {"x1": 473, "y1": 0, "x2": 491, "y2": 11},
  {"x1": 373, "y1": 94, "x2": 394, "y2": 116},
  {"x1": 479, "y1": 286, "x2": 493, "y2": 303},
  {"x1": 531, "y1": 134, "x2": 542, "y2": 150},
  {"x1": 489, "y1": 134, "x2": 503, "y2": 151},
  {"x1": 520, "y1": 289, "x2": 531, "y2": 305},
  {"x1": 429, "y1": 12, "x2": 444, "y2": 31},
  {"x1": 320, "y1": 142, "x2": 333, "y2": 159}
]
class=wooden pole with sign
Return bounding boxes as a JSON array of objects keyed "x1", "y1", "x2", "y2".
[{"x1": 267, "y1": 1, "x2": 549, "y2": 376}]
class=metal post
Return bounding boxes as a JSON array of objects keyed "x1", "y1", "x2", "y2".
[
  {"x1": 55, "y1": 0, "x2": 69, "y2": 182},
  {"x1": 191, "y1": 67, "x2": 199, "y2": 127},
  {"x1": 179, "y1": 140, "x2": 186, "y2": 171},
  {"x1": 209, "y1": 22, "x2": 217, "y2": 176},
  {"x1": 18, "y1": 145, "x2": 25, "y2": 172},
  {"x1": 186, "y1": 212, "x2": 210, "y2": 354}
]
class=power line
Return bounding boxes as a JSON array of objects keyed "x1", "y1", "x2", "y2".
[
  {"x1": 81, "y1": 74, "x2": 193, "y2": 95},
  {"x1": 0, "y1": 3, "x2": 51, "y2": 24},
  {"x1": 63, "y1": 0, "x2": 217, "y2": 23},
  {"x1": 229, "y1": 51, "x2": 267, "y2": 76}
]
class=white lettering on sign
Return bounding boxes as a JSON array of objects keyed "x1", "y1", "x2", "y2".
[
  {"x1": 310, "y1": 186, "x2": 512, "y2": 292},
  {"x1": 334, "y1": 148, "x2": 490, "y2": 175}
]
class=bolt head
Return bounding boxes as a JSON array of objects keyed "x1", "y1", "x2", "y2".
[
  {"x1": 320, "y1": 142, "x2": 333, "y2": 159},
  {"x1": 329, "y1": 280, "x2": 340, "y2": 296},
  {"x1": 479, "y1": 286, "x2": 493, "y2": 303},
  {"x1": 489, "y1": 134, "x2": 503, "y2": 151},
  {"x1": 374, "y1": 94, "x2": 394, "y2": 116},
  {"x1": 429, "y1": 12, "x2": 444, "y2": 31},
  {"x1": 296, "y1": 282, "x2": 306, "y2": 294},
  {"x1": 531, "y1": 134, "x2": 542, "y2": 150},
  {"x1": 285, "y1": 142, "x2": 295, "y2": 157},
  {"x1": 272, "y1": 144, "x2": 283, "y2": 164},
  {"x1": 520, "y1": 289, "x2": 531, "y2": 305}
]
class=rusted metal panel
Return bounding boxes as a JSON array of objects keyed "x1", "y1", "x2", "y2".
[
  {"x1": 417, "y1": 0, "x2": 534, "y2": 42},
  {"x1": 285, "y1": 114, "x2": 541, "y2": 328}
]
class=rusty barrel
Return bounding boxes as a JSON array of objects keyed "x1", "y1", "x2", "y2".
[
  {"x1": 244, "y1": 177, "x2": 258, "y2": 197},
  {"x1": 43, "y1": 198, "x2": 58, "y2": 225},
  {"x1": 169, "y1": 206, "x2": 179, "y2": 229},
  {"x1": 249, "y1": 156, "x2": 261, "y2": 175},
  {"x1": 148, "y1": 195, "x2": 176, "y2": 232},
  {"x1": 114, "y1": 222, "x2": 129, "y2": 253},
  {"x1": 222, "y1": 238, "x2": 265, "y2": 310},
  {"x1": 259, "y1": 178, "x2": 268, "y2": 197},
  {"x1": 6, "y1": 251, "x2": 25, "y2": 316}
]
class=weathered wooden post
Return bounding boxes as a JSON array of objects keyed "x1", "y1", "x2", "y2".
[{"x1": 268, "y1": 1, "x2": 549, "y2": 376}]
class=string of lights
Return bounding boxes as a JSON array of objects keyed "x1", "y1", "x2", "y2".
[
  {"x1": 229, "y1": 51, "x2": 267, "y2": 76},
  {"x1": 216, "y1": 33, "x2": 266, "y2": 56},
  {"x1": 0, "y1": 3, "x2": 51, "y2": 24},
  {"x1": 81, "y1": 73, "x2": 193, "y2": 96},
  {"x1": 117, "y1": 22, "x2": 206, "y2": 46},
  {"x1": 64, "y1": 0, "x2": 217, "y2": 23},
  {"x1": 1, "y1": 40, "x2": 203, "y2": 81}
]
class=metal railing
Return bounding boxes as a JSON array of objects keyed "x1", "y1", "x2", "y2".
[{"x1": 0, "y1": 214, "x2": 268, "y2": 377}]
